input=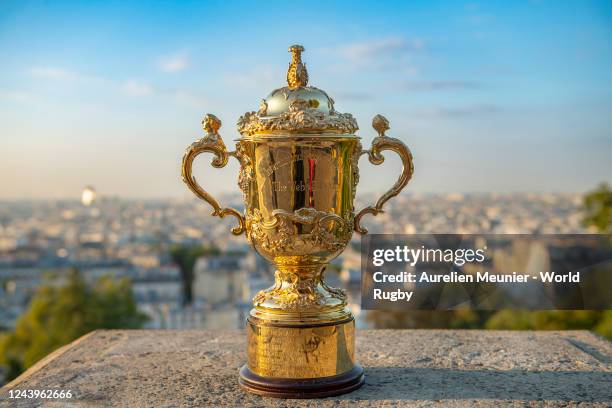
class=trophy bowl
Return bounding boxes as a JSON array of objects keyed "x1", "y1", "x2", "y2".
[{"x1": 181, "y1": 45, "x2": 414, "y2": 398}]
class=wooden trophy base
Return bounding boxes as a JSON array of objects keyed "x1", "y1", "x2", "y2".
[{"x1": 239, "y1": 364, "x2": 364, "y2": 398}]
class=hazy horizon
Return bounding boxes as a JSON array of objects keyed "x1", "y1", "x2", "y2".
[
  {"x1": 1, "y1": 1, "x2": 611, "y2": 199},
  {"x1": 0, "y1": 190, "x2": 592, "y2": 202}
]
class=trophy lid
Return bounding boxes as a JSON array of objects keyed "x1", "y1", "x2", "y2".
[{"x1": 237, "y1": 45, "x2": 359, "y2": 137}]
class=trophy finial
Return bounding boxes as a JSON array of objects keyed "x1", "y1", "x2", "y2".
[
  {"x1": 287, "y1": 44, "x2": 308, "y2": 89},
  {"x1": 372, "y1": 114, "x2": 390, "y2": 137},
  {"x1": 202, "y1": 113, "x2": 222, "y2": 135}
]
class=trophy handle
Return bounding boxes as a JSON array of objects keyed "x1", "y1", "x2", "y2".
[
  {"x1": 181, "y1": 114, "x2": 246, "y2": 235},
  {"x1": 354, "y1": 114, "x2": 414, "y2": 234}
]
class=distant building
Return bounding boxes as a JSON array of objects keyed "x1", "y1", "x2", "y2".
[
  {"x1": 193, "y1": 254, "x2": 250, "y2": 305},
  {"x1": 81, "y1": 186, "x2": 97, "y2": 207}
]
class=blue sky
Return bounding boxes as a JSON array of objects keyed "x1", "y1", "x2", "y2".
[{"x1": 1, "y1": 0, "x2": 611, "y2": 199}]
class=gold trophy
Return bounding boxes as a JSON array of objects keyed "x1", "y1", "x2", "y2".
[{"x1": 182, "y1": 45, "x2": 414, "y2": 398}]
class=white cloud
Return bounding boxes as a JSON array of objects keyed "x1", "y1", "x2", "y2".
[
  {"x1": 25, "y1": 63, "x2": 207, "y2": 106},
  {"x1": 410, "y1": 104, "x2": 500, "y2": 118},
  {"x1": 324, "y1": 37, "x2": 424, "y2": 73},
  {"x1": 336, "y1": 37, "x2": 424, "y2": 62},
  {"x1": 121, "y1": 80, "x2": 154, "y2": 97},
  {"x1": 29, "y1": 66, "x2": 75, "y2": 80},
  {"x1": 158, "y1": 53, "x2": 190, "y2": 73},
  {"x1": 402, "y1": 80, "x2": 481, "y2": 91}
]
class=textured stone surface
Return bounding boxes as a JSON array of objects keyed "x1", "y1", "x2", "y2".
[{"x1": 1, "y1": 330, "x2": 610, "y2": 407}]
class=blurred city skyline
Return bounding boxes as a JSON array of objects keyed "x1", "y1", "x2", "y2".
[
  {"x1": 0, "y1": 192, "x2": 591, "y2": 332},
  {"x1": 1, "y1": 1, "x2": 611, "y2": 199}
]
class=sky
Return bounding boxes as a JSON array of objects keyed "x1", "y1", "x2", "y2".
[{"x1": 0, "y1": 0, "x2": 611, "y2": 199}]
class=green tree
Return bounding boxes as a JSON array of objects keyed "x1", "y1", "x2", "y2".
[
  {"x1": 0, "y1": 269, "x2": 147, "y2": 381},
  {"x1": 170, "y1": 244, "x2": 220, "y2": 305},
  {"x1": 583, "y1": 182, "x2": 612, "y2": 233},
  {"x1": 366, "y1": 310, "x2": 489, "y2": 329},
  {"x1": 486, "y1": 310, "x2": 611, "y2": 340},
  {"x1": 593, "y1": 311, "x2": 612, "y2": 339}
]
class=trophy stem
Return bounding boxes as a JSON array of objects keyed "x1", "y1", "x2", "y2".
[{"x1": 251, "y1": 263, "x2": 350, "y2": 323}]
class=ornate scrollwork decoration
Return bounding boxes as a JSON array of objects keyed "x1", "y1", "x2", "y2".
[
  {"x1": 246, "y1": 208, "x2": 294, "y2": 253},
  {"x1": 254, "y1": 271, "x2": 322, "y2": 310},
  {"x1": 271, "y1": 207, "x2": 344, "y2": 228},
  {"x1": 232, "y1": 143, "x2": 253, "y2": 200},
  {"x1": 321, "y1": 278, "x2": 347, "y2": 300},
  {"x1": 237, "y1": 99, "x2": 358, "y2": 136},
  {"x1": 236, "y1": 44, "x2": 358, "y2": 136},
  {"x1": 354, "y1": 114, "x2": 414, "y2": 234},
  {"x1": 257, "y1": 99, "x2": 268, "y2": 116},
  {"x1": 181, "y1": 114, "x2": 246, "y2": 235},
  {"x1": 246, "y1": 207, "x2": 353, "y2": 254},
  {"x1": 351, "y1": 140, "x2": 363, "y2": 202},
  {"x1": 253, "y1": 269, "x2": 347, "y2": 310}
]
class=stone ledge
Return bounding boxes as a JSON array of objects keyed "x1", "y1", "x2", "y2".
[{"x1": 0, "y1": 330, "x2": 610, "y2": 407}]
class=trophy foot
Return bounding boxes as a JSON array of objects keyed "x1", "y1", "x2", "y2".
[
  {"x1": 240, "y1": 313, "x2": 364, "y2": 398},
  {"x1": 238, "y1": 364, "x2": 364, "y2": 398}
]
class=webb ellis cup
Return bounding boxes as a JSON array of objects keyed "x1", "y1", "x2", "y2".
[{"x1": 181, "y1": 45, "x2": 414, "y2": 398}]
